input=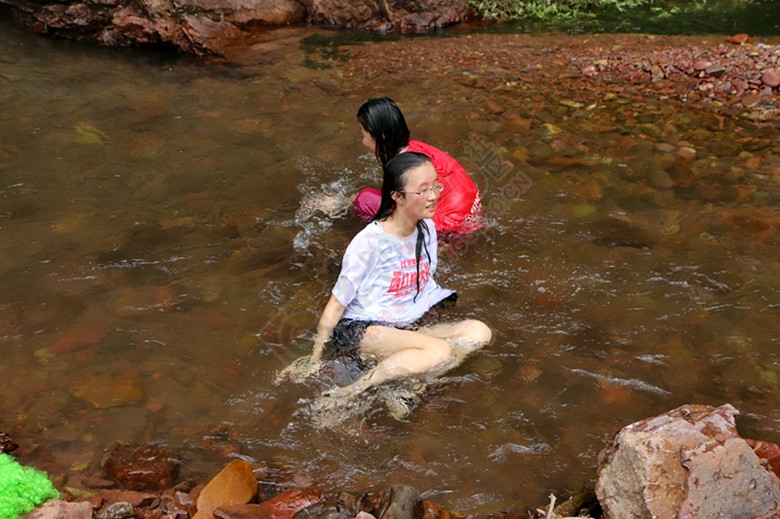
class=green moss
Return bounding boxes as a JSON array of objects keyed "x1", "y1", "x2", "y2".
[{"x1": 0, "y1": 454, "x2": 60, "y2": 519}]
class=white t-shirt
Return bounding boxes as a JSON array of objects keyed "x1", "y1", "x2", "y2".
[{"x1": 332, "y1": 219, "x2": 454, "y2": 326}]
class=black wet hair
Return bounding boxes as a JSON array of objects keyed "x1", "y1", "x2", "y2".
[
  {"x1": 356, "y1": 97, "x2": 411, "y2": 168},
  {"x1": 373, "y1": 152, "x2": 432, "y2": 302}
]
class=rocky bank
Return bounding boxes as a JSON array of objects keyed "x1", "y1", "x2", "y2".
[{"x1": 6, "y1": 404, "x2": 780, "y2": 519}]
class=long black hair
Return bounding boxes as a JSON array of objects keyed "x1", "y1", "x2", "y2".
[
  {"x1": 373, "y1": 152, "x2": 432, "y2": 302},
  {"x1": 356, "y1": 97, "x2": 411, "y2": 168}
]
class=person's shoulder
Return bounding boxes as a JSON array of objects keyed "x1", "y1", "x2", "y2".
[
  {"x1": 351, "y1": 221, "x2": 384, "y2": 245},
  {"x1": 408, "y1": 140, "x2": 444, "y2": 155}
]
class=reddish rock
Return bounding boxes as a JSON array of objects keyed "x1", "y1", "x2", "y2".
[
  {"x1": 483, "y1": 100, "x2": 504, "y2": 115},
  {"x1": 761, "y1": 69, "x2": 780, "y2": 88},
  {"x1": 727, "y1": 33, "x2": 753, "y2": 44},
  {"x1": 49, "y1": 328, "x2": 105, "y2": 355},
  {"x1": 256, "y1": 487, "x2": 325, "y2": 519},
  {"x1": 27, "y1": 500, "x2": 94, "y2": 519},
  {"x1": 104, "y1": 443, "x2": 181, "y2": 491},
  {"x1": 421, "y1": 501, "x2": 453, "y2": 519},
  {"x1": 0, "y1": 432, "x2": 18, "y2": 453},
  {"x1": 214, "y1": 504, "x2": 274, "y2": 519},
  {"x1": 693, "y1": 60, "x2": 712, "y2": 71},
  {"x1": 192, "y1": 459, "x2": 258, "y2": 519},
  {"x1": 746, "y1": 439, "x2": 780, "y2": 478}
]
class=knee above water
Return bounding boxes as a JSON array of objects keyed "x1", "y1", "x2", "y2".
[
  {"x1": 433, "y1": 338, "x2": 452, "y2": 362},
  {"x1": 467, "y1": 319, "x2": 493, "y2": 345}
]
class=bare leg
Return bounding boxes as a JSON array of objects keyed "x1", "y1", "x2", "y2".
[
  {"x1": 328, "y1": 319, "x2": 492, "y2": 397},
  {"x1": 327, "y1": 325, "x2": 451, "y2": 397}
]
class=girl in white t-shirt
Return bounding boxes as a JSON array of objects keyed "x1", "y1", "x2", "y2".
[{"x1": 277, "y1": 152, "x2": 492, "y2": 399}]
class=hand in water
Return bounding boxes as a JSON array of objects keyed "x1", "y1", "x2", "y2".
[{"x1": 274, "y1": 354, "x2": 322, "y2": 385}]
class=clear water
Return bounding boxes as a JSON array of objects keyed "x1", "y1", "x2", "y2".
[{"x1": 2, "y1": 6, "x2": 780, "y2": 513}]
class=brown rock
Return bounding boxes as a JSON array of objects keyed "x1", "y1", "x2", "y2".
[
  {"x1": 761, "y1": 69, "x2": 780, "y2": 88},
  {"x1": 693, "y1": 60, "x2": 712, "y2": 71},
  {"x1": 483, "y1": 100, "x2": 504, "y2": 115},
  {"x1": 504, "y1": 116, "x2": 532, "y2": 134},
  {"x1": 0, "y1": 432, "x2": 18, "y2": 453},
  {"x1": 727, "y1": 33, "x2": 753, "y2": 44},
  {"x1": 742, "y1": 93, "x2": 762, "y2": 107},
  {"x1": 192, "y1": 459, "x2": 258, "y2": 519},
  {"x1": 104, "y1": 443, "x2": 181, "y2": 491},
  {"x1": 70, "y1": 374, "x2": 144, "y2": 409}
]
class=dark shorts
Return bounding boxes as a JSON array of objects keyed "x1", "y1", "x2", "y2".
[{"x1": 326, "y1": 292, "x2": 458, "y2": 360}]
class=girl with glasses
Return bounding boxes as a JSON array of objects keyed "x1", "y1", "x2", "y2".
[{"x1": 277, "y1": 152, "x2": 492, "y2": 417}]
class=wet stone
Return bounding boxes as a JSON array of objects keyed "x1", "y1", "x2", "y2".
[
  {"x1": 0, "y1": 431, "x2": 18, "y2": 453},
  {"x1": 95, "y1": 502, "x2": 135, "y2": 519},
  {"x1": 104, "y1": 443, "x2": 181, "y2": 491},
  {"x1": 232, "y1": 488, "x2": 326, "y2": 519},
  {"x1": 192, "y1": 459, "x2": 258, "y2": 519},
  {"x1": 375, "y1": 485, "x2": 422, "y2": 519}
]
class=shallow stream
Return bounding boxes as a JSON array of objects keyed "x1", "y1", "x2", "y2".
[{"x1": 2, "y1": 7, "x2": 780, "y2": 512}]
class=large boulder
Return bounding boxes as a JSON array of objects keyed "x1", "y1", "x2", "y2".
[
  {"x1": 1, "y1": 0, "x2": 472, "y2": 55},
  {"x1": 596, "y1": 403, "x2": 780, "y2": 519}
]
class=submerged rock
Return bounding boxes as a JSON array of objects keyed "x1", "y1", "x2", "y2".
[{"x1": 104, "y1": 442, "x2": 181, "y2": 491}]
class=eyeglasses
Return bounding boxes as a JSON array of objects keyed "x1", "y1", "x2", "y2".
[{"x1": 400, "y1": 183, "x2": 445, "y2": 197}]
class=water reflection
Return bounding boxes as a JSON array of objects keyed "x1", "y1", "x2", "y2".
[{"x1": 2, "y1": 7, "x2": 780, "y2": 513}]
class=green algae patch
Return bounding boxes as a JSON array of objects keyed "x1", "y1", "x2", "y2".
[{"x1": 0, "y1": 453, "x2": 60, "y2": 519}]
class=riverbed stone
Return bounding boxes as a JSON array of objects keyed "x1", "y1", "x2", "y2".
[
  {"x1": 216, "y1": 488, "x2": 325, "y2": 519},
  {"x1": 375, "y1": 485, "x2": 423, "y2": 519},
  {"x1": 70, "y1": 374, "x2": 144, "y2": 409},
  {"x1": 762, "y1": 69, "x2": 780, "y2": 88},
  {"x1": 192, "y1": 459, "x2": 258, "y2": 519},
  {"x1": 28, "y1": 500, "x2": 94, "y2": 519},
  {"x1": 596, "y1": 403, "x2": 780, "y2": 519},
  {"x1": 104, "y1": 443, "x2": 181, "y2": 491},
  {"x1": 0, "y1": 432, "x2": 18, "y2": 453},
  {"x1": 257, "y1": 487, "x2": 326, "y2": 519}
]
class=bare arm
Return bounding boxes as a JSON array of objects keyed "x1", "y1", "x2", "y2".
[
  {"x1": 274, "y1": 294, "x2": 346, "y2": 385},
  {"x1": 312, "y1": 294, "x2": 346, "y2": 359}
]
